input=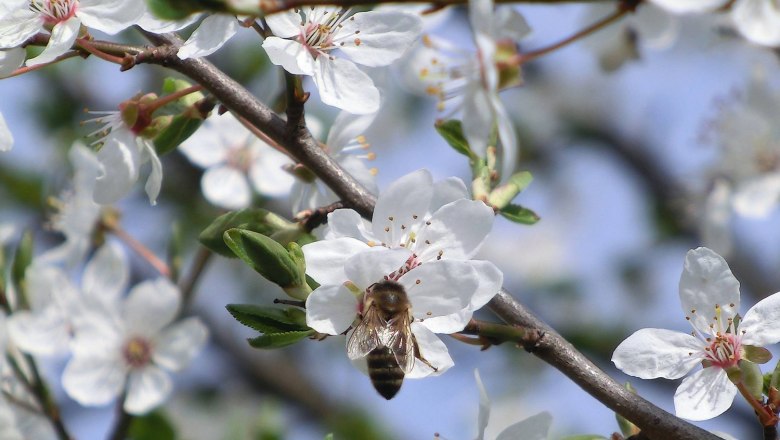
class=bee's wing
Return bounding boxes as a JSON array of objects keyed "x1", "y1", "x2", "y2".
[
  {"x1": 384, "y1": 313, "x2": 415, "y2": 375},
  {"x1": 346, "y1": 306, "x2": 383, "y2": 360}
]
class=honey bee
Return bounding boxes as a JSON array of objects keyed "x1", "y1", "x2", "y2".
[{"x1": 347, "y1": 280, "x2": 436, "y2": 399}]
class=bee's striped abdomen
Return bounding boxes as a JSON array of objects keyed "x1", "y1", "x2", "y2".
[{"x1": 367, "y1": 346, "x2": 404, "y2": 399}]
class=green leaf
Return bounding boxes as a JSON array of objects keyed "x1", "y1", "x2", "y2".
[
  {"x1": 199, "y1": 209, "x2": 294, "y2": 257},
  {"x1": 499, "y1": 204, "x2": 540, "y2": 225},
  {"x1": 224, "y1": 229, "x2": 302, "y2": 287},
  {"x1": 770, "y1": 358, "x2": 780, "y2": 390},
  {"x1": 435, "y1": 120, "x2": 476, "y2": 160},
  {"x1": 248, "y1": 330, "x2": 315, "y2": 349},
  {"x1": 128, "y1": 411, "x2": 176, "y2": 440},
  {"x1": 154, "y1": 113, "x2": 204, "y2": 156},
  {"x1": 324, "y1": 434, "x2": 334, "y2": 440},
  {"x1": 11, "y1": 230, "x2": 33, "y2": 308},
  {"x1": 740, "y1": 360, "x2": 764, "y2": 399},
  {"x1": 226, "y1": 304, "x2": 309, "y2": 333}
]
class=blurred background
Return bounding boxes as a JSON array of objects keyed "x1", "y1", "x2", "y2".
[{"x1": 1, "y1": 2, "x2": 779, "y2": 439}]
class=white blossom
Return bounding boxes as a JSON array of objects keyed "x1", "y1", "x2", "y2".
[
  {"x1": 179, "y1": 112, "x2": 295, "y2": 209},
  {"x1": 475, "y1": 369, "x2": 552, "y2": 440},
  {"x1": 0, "y1": 0, "x2": 144, "y2": 66},
  {"x1": 63, "y1": 277, "x2": 208, "y2": 414},
  {"x1": 262, "y1": 7, "x2": 422, "y2": 114},
  {"x1": 612, "y1": 247, "x2": 780, "y2": 421},
  {"x1": 86, "y1": 111, "x2": 163, "y2": 205},
  {"x1": 37, "y1": 143, "x2": 103, "y2": 266},
  {"x1": 305, "y1": 169, "x2": 502, "y2": 332},
  {"x1": 0, "y1": 111, "x2": 11, "y2": 152},
  {"x1": 404, "y1": 0, "x2": 527, "y2": 178}
]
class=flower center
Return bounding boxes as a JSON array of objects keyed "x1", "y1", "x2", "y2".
[
  {"x1": 226, "y1": 139, "x2": 256, "y2": 172},
  {"x1": 385, "y1": 254, "x2": 421, "y2": 281},
  {"x1": 704, "y1": 332, "x2": 741, "y2": 369},
  {"x1": 30, "y1": 0, "x2": 78, "y2": 25},
  {"x1": 122, "y1": 337, "x2": 152, "y2": 368},
  {"x1": 297, "y1": 8, "x2": 353, "y2": 58}
]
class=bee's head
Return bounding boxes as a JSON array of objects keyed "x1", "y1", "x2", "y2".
[{"x1": 369, "y1": 280, "x2": 410, "y2": 313}]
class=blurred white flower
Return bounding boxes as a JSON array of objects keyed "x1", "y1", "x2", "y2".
[
  {"x1": 37, "y1": 143, "x2": 102, "y2": 266},
  {"x1": 63, "y1": 277, "x2": 208, "y2": 414},
  {"x1": 612, "y1": 247, "x2": 780, "y2": 421},
  {"x1": 179, "y1": 112, "x2": 296, "y2": 210},
  {"x1": 0, "y1": 0, "x2": 144, "y2": 66},
  {"x1": 8, "y1": 242, "x2": 129, "y2": 357},
  {"x1": 262, "y1": 7, "x2": 422, "y2": 114},
  {"x1": 291, "y1": 109, "x2": 379, "y2": 214},
  {"x1": 86, "y1": 110, "x2": 162, "y2": 205},
  {"x1": 404, "y1": 0, "x2": 528, "y2": 178},
  {"x1": 0, "y1": 111, "x2": 12, "y2": 152},
  {"x1": 306, "y1": 169, "x2": 503, "y2": 332},
  {"x1": 474, "y1": 369, "x2": 552, "y2": 440},
  {"x1": 709, "y1": 67, "x2": 780, "y2": 219}
]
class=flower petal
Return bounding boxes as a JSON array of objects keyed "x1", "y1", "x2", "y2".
[
  {"x1": 496, "y1": 412, "x2": 552, "y2": 440},
  {"x1": 177, "y1": 14, "x2": 241, "y2": 59},
  {"x1": 344, "y1": 248, "x2": 412, "y2": 289},
  {"x1": 493, "y1": 95, "x2": 518, "y2": 179},
  {"x1": 474, "y1": 369, "x2": 490, "y2": 440},
  {"x1": 372, "y1": 169, "x2": 433, "y2": 242},
  {"x1": 462, "y1": 82, "x2": 494, "y2": 157},
  {"x1": 7, "y1": 308, "x2": 71, "y2": 356},
  {"x1": 265, "y1": 10, "x2": 302, "y2": 38},
  {"x1": 302, "y1": 237, "x2": 370, "y2": 285},
  {"x1": 26, "y1": 18, "x2": 80, "y2": 67},
  {"x1": 124, "y1": 366, "x2": 172, "y2": 415},
  {"x1": 262, "y1": 37, "x2": 315, "y2": 76},
  {"x1": 82, "y1": 241, "x2": 128, "y2": 305},
  {"x1": 740, "y1": 292, "x2": 780, "y2": 346},
  {"x1": 732, "y1": 0, "x2": 780, "y2": 46},
  {"x1": 648, "y1": 0, "x2": 727, "y2": 14},
  {"x1": 399, "y1": 260, "x2": 477, "y2": 320},
  {"x1": 77, "y1": 0, "x2": 145, "y2": 34},
  {"x1": 248, "y1": 147, "x2": 295, "y2": 197},
  {"x1": 141, "y1": 141, "x2": 163, "y2": 205},
  {"x1": 405, "y1": 323, "x2": 453, "y2": 378},
  {"x1": 0, "y1": 48, "x2": 25, "y2": 78},
  {"x1": 674, "y1": 367, "x2": 736, "y2": 421},
  {"x1": 305, "y1": 284, "x2": 358, "y2": 334},
  {"x1": 732, "y1": 174, "x2": 780, "y2": 218},
  {"x1": 312, "y1": 56, "x2": 380, "y2": 114},
  {"x1": 0, "y1": 10, "x2": 42, "y2": 49},
  {"x1": 612, "y1": 328, "x2": 704, "y2": 379},
  {"x1": 93, "y1": 127, "x2": 141, "y2": 204},
  {"x1": 62, "y1": 353, "x2": 127, "y2": 406},
  {"x1": 679, "y1": 247, "x2": 740, "y2": 335},
  {"x1": 429, "y1": 177, "x2": 469, "y2": 212},
  {"x1": 201, "y1": 165, "x2": 251, "y2": 209},
  {"x1": 136, "y1": 12, "x2": 199, "y2": 33},
  {"x1": 152, "y1": 317, "x2": 209, "y2": 371},
  {"x1": 123, "y1": 278, "x2": 181, "y2": 337},
  {"x1": 701, "y1": 179, "x2": 733, "y2": 257},
  {"x1": 416, "y1": 199, "x2": 495, "y2": 261},
  {"x1": 338, "y1": 11, "x2": 422, "y2": 67},
  {"x1": 0, "y1": 112, "x2": 11, "y2": 152},
  {"x1": 324, "y1": 209, "x2": 375, "y2": 241}
]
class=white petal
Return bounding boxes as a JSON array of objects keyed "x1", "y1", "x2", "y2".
[
  {"x1": 77, "y1": 0, "x2": 145, "y2": 34},
  {"x1": 324, "y1": 209, "x2": 375, "y2": 241},
  {"x1": 701, "y1": 180, "x2": 733, "y2": 258},
  {"x1": 302, "y1": 237, "x2": 370, "y2": 285},
  {"x1": 461, "y1": 83, "x2": 494, "y2": 157},
  {"x1": 123, "y1": 278, "x2": 181, "y2": 337},
  {"x1": 496, "y1": 412, "x2": 552, "y2": 440},
  {"x1": 124, "y1": 366, "x2": 172, "y2": 415},
  {"x1": 399, "y1": 260, "x2": 477, "y2": 320},
  {"x1": 740, "y1": 292, "x2": 780, "y2": 346},
  {"x1": 732, "y1": 0, "x2": 780, "y2": 46},
  {"x1": 674, "y1": 367, "x2": 736, "y2": 421},
  {"x1": 679, "y1": 247, "x2": 740, "y2": 335},
  {"x1": 26, "y1": 18, "x2": 80, "y2": 67},
  {"x1": 611, "y1": 328, "x2": 704, "y2": 379},
  {"x1": 469, "y1": 0, "x2": 494, "y2": 37},
  {"x1": 405, "y1": 323, "x2": 453, "y2": 378},
  {"x1": 177, "y1": 14, "x2": 241, "y2": 59},
  {"x1": 421, "y1": 309, "x2": 473, "y2": 334},
  {"x1": 178, "y1": 115, "x2": 234, "y2": 167},
  {"x1": 313, "y1": 56, "x2": 380, "y2": 114},
  {"x1": 474, "y1": 369, "x2": 490, "y2": 440},
  {"x1": 7, "y1": 309, "x2": 71, "y2": 356},
  {"x1": 201, "y1": 165, "x2": 251, "y2": 209},
  {"x1": 262, "y1": 37, "x2": 315, "y2": 76},
  {"x1": 25, "y1": 265, "x2": 74, "y2": 310},
  {"x1": 0, "y1": 47, "x2": 25, "y2": 78},
  {"x1": 430, "y1": 177, "x2": 470, "y2": 212},
  {"x1": 136, "y1": 12, "x2": 199, "y2": 33},
  {"x1": 648, "y1": 0, "x2": 728, "y2": 14},
  {"x1": 326, "y1": 110, "x2": 378, "y2": 152},
  {"x1": 70, "y1": 311, "x2": 124, "y2": 357},
  {"x1": 62, "y1": 354, "x2": 127, "y2": 406},
  {"x1": 732, "y1": 174, "x2": 780, "y2": 218},
  {"x1": 265, "y1": 10, "x2": 302, "y2": 38},
  {"x1": 82, "y1": 242, "x2": 128, "y2": 305},
  {"x1": 152, "y1": 317, "x2": 209, "y2": 371},
  {"x1": 493, "y1": 7, "x2": 532, "y2": 42},
  {"x1": 415, "y1": 199, "x2": 495, "y2": 261},
  {"x1": 94, "y1": 128, "x2": 141, "y2": 204},
  {"x1": 248, "y1": 147, "x2": 295, "y2": 196},
  {"x1": 344, "y1": 248, "x2": 412, "y2": 289},
  {"x1": 142, "y1": 141, "x2": 163, "y2": 205},
  {"x1": 493, "y1": 95, "x2": 518, "y2": 179},
  {"x1": 0, "y1": 10, "x2": 42, "y2": 49},
  {"x1": 338, "y1": 11, "x2": 423, "y2": 67},
  {"x1": 634, "y1": 4, "x2": 679, "y2": 50},
  {"x1": 305, "y1": 284, "x2": 358, "y2": 334},
  {"x1": 0, "y1": 112, "x2": 11, "y2": 152},
  {"x1": 372, "y1": 169, "x2": 433, "y2": 242}
]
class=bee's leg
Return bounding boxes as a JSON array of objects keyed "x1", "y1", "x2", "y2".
[{"x1": 413, "y1": 338, "x2": 439, "y2": 372}]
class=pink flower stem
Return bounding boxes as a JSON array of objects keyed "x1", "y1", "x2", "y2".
[{"x1": 736, "y1": 381, "x2": 778, "y2": 427}]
